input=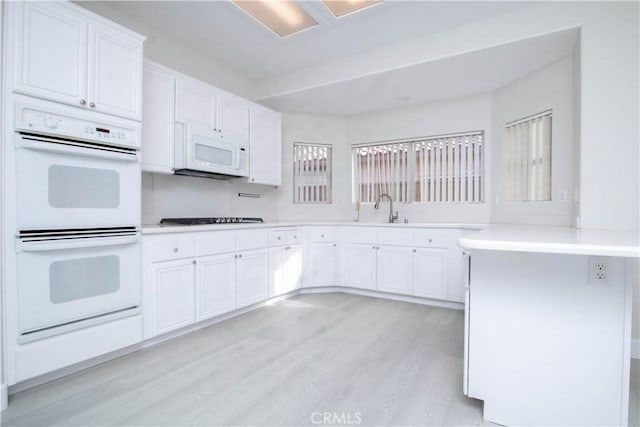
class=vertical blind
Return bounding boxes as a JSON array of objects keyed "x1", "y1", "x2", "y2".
[
  {"x1": 352, "y1": 142, "x2": 411, "y2": 204},
  {"x1": 504, "y1": 111, "x2": 552, "y2": 202},
  {"x1": 352, "y1": 131, "x2": 484, "y2": 204},
  {"x1": 293, "y1": 143, "x2": 332, "y2": 204}
]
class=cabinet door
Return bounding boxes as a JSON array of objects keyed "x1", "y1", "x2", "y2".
[
  {"x1": 412, "y1": 248, "x2": 447, "y2": 299},
  {"x1": 88, "y1": 22, "x2": 142, "y2": 120},
  {"x1": 249, "y1": 106, "x2": 282, "y2": 186},
  {"x1": 175, "y1": 79, "x2": 216, "y2": 127},
  {"x1": 12, "y1": 1, "x2": 88, "y2": 106},
  {"x1": 151, "y1": 259, "x2": 195, "y2": 336},
  {"x1": 237, "y1": 249, "x2": 269, "y2": 307},
  {"x1": 286, "y1": 245, "x2": 303, "y2": 292},
  {"x1": 269, "y1": 247, "x2": 286, "y2": 297},
  {"x1": 377, "y1": 246, "x2": 412, "y2": 295},
  {"x1": 269, "y1": 245, "x2": 302, "y2": 296},
  {"x1": 218, "y1": 94, "x2": 249, "y2": 139},
  {"x1": 197, "y1": 254, "x2": 237, "y2": 320},
  {"x1": 344, "y1": 243, "x2": 376, "y2": 290},
  {"x1": 141, "y1": 63, "x2": 175, "y2": 173},
  {"x1": 307, "y1": 242, "x2": 336, "y2": 287}
]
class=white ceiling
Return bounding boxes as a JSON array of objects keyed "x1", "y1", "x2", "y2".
[
  {"x1": 94, "y1": 1, "x2": 533, "y2": 81},
  {"x1": 258, "y1": 28, "x2": 579, "y2": 115}
]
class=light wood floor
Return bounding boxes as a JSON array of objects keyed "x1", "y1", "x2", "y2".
[{"x1": 1, "y1": 293, "x2": 637, "y2": 426}]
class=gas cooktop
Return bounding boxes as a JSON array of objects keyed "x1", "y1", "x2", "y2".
[{"x1": 160, "y1": 217, "x2": 264, "y2": 225}]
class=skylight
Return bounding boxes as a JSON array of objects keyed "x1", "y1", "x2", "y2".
[
  {"x1": 321, "y1": 0, "x2": 383, "y2": 18},
  {"x1": 233, "y1": 0, "x2": 318, "y2": 38}
]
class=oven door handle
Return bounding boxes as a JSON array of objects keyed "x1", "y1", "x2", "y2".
[
  {"x1": 17, "y1": 235, "x2": 140, "y2": 253},
  {"x1": 17, "y1": 135, "x2": 139, "y2": 163}
]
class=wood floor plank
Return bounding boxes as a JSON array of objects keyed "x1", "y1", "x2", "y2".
[{"x1": 3, "y1": 293, "x2": 634, "y2": 426}]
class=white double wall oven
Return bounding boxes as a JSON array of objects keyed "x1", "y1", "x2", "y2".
[{"x1": 12, "y1": 99, "x2": 142, "y2": 342}]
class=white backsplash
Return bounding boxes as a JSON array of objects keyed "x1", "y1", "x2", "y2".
[{"x1": 142, "y1": 172, "x2": 280, "y2": 225}]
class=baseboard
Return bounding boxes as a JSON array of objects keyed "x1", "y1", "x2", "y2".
[
  {"x1": 632, "y1": 338, "x2": 639, "y2": 360},
  {"x1": 301, "y1": 286, "x2": 464, "y2": 311},
  {"x1": 1, "y1": 382, "x2": 7, "y2": 411}
]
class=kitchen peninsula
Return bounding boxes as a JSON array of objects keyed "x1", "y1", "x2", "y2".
[{"x1": 459, "y1": 225, "x2": 639, "y2": 425}]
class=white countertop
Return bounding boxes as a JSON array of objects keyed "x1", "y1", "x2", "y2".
[
  {"x1": 142, "y1": 222, "x2": 640, "y2": 257},
  {"x1": 141, "y1": 221, "x2": 485, "y2": 235},
  {"x1": 458, "y1": 224, "x2": 640, "y2": 258}
]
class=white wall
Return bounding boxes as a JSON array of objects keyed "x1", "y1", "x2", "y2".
[
  {"x1": 258, "y1": 2, "x2": 640, "y2": 232},
  {"x1": 142, "y1": 173, "x2": 280, "y2": 225},
  {"x1": 276, "y1": 113, "x2": 350, "y2": 221},
  {"x1": 0, "y1": 0, "x2": 5, "y2": 410},
  {"x1": 74, "y1": 1, "x2": 257, "y2": 100},
  {"x1": 572, "y1": 38, "x2": 581, "y2": 229},
  {"x1": 346, "y1": 94, "x2": 493, "y2": 224},
  {"x1": 491, "y1": 55, "x2": 575, "y2": 226}
]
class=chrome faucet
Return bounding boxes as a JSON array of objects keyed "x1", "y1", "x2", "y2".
[{"x1": 374, "y1": 193, "x2": 399, "y2": 223}]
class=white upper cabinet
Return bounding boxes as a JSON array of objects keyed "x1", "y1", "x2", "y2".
[
  {"x1": 218, "y1": 94, "x2": 250, "y2": 139},
  {"x1": 141, "y1": 62, "x2": 175, "y2": 173},
  {"x1": 142, "y1": 61, "x2": 281, "y2": 184},
  {"x1": 88, "y1": 22, "x2": 143, "y2": 120},
  {"x1": 175, "y1": 78, "x2": 249, "y2": 140},
  {"x1": 249, "y1": 106, "x2": 282, "y2": 186},
  {"x1": 175, "y1": 78, "x2": 217, "y2": 127},
  {"x1": 8, "y1": 1, "x2": 144, "y2": 121},
  {"x1": 12, "y1": 2, "x2": 88, "y2": 106}
]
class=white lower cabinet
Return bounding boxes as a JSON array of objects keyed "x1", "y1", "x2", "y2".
[
  {"x1": 306, "y1": 242, "x2": 337, "y2": 287},
  {"x1": 377, "y1": 246, "x2": 413, "y2": 294},
  {"x1": 144, "y1": 226, "x2": 467, "y2": 340},
  {"x1": 412, "y1": 248, "x2": 447, "y2": 299},
  {"x1": 269, "y1": 245, "x2": 302, "y2": 297},
  {"x1": 151, "y1": 258, "x2": 195, "y2": 336},
  {"x1": 344, "y1": 243, "x2": 377, "y2": 290},
  {"x1": 237, "y1": 249, "x2": 270, "y2": 307},
  {"x1": 196, "y1": 254, "x2": 237, "y2": 320},
  {"x1": 341, "y1": 229, "x2": 453, "y2": 300}
]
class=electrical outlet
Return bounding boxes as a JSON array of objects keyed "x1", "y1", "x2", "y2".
[{"x1": 588, "y1": 256, "x2": 609, "y2": 284}]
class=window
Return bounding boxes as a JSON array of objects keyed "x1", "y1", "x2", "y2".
[
  {"x1": 352, "y1": 131, "x2": 484, "y2": 204},
  {"x1": 293, "y1": 143, "x2": 332, "y2": 204},
  {"x1": 504, "y1": 111, "x2": 552, "y2": 201}
]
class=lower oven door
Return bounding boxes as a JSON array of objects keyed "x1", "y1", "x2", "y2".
[
  {"x1": 16, "y1": 133, "x2": 140, "y2": 230},
  {"x1": 16, "y1": 234, "x2": 141, "y2": 337}
]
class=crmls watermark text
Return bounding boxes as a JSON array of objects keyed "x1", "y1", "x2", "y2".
[{"x1": 310, "y1": 411, "x2": 363, "y2": 425}]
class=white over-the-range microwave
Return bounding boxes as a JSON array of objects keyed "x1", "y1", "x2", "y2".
[{"x1": 174, "y1": 122, "x2": 249, "y2": 179}]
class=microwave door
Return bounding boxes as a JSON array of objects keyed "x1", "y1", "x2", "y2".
[{"x1": 187, "y1": 127, "x2": 239, "y2": 172}]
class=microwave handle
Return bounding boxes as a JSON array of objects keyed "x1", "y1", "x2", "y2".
[
  {"x1": 234, "y1": 144, "x2": 241, "y2": 169},
  {"x1": 17, "y1": 234, "x2": 139, "y2": 253}
]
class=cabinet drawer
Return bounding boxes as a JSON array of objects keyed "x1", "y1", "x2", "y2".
[
  {"x1": 377, "y1": 229, "x2": 413, "y2": 246},
  {"x1": 305, "y1": 227, "x2": 335, "y2": 242},
  {"x1": 237, "y1": 229, "x2": 269, "y2": 250},
  {"x1": 196, "y1": 231, "x2": 236, "y2": 256},
  {"x1": 150, "y1": 237, "x2": 195, "y2": 262},
  {"x1": 412, "y1": 229, "x2": 449, "y2": 248},
  {"x1": 269, "y1": 228, "x2": 301, "y2": 246},
  {"x1": 343, "y1": 228, "x2": 377, "y2": 244}
]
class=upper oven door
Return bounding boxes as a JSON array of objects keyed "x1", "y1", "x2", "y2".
[
  {"x1": 16, "y1": 133, "x2": 140, "y2": 230},
  {"x1": 186, "y1": 123, "x2": 242, "y2": 174}
]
